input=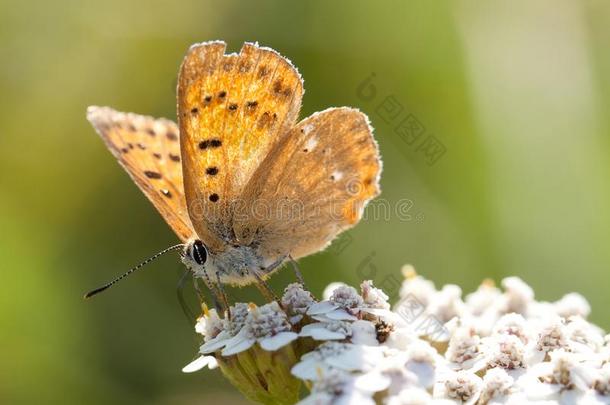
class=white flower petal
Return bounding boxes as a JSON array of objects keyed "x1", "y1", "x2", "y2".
[
  {"x1": 386, "y1": 388, "x2": 434, "y2": 405},
  {"x1": 571, "y1": 364, "x2": 597, "y2": 392},
  {"x1": 259, "y1": 332, "x2": 299, "y2": 351},
  {"x1": 526, "y1": 348, "x2": 547, "y2": 366},
  {"x1": 360, "y1": 307, "x2": 402, "y2": 322},
  {"x1": 384, "y1": 327, "x2": 419, "y2": 351},
  {"x1": 300, "y1": 323, "x2": 326, "y2": 333},
  {"x1": 407, "y1": 361, "x2": 436, "y2": 389},
  {"x1": 311, "y1": 315, "x2": 335, "y2": 322},
  {"x1": 308, "y1": 301, "x2": 339, "y2": 315},
  {"x1": 335, "y1": 391, "x2": 376, "y2": 405},
  {"x1": 351, "y1": 320, "x2": 378, "y2": 346},
  {"x1": 300, "y1": 323, "x2": 348, "y2": 340},
  {"x1": 307, "y1": 329, "x2": 347, "y2": 341},
  {"x1": 323, "y1": 309, "x2": 358, "y2": 321},
  {"x1": 468, "y1": 354, "x2": 492, "y2": 373},
  {"x1": 326, "y1": 345, "x2": 384, "y2": 372},
  {"x1": 221, "y1": 336, "x2": 256, "y2": 356},
  {"x1": 517, "y1": 367, "x2": 561, "y2": 400},
  {"x1": 200, "y1": 330, "x2": 232, "y2": 353},
  {"x1": 181, "y1": 355, "x2": 217, "y2": 373},
  {"x1": 563, "y1": 391, "x2": 610, "y2": 405},
  {"x1": 353, "y1": 371, "x2": 391, "y2": 392},
  {"x1": 292, "y1": 359, "x2": 333, "y2": 380},
  {"x1": 194, "y1": 318, "x2": 206, "y2": 335}
]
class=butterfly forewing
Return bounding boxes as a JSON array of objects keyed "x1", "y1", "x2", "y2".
[
  {"x1": 87, "y1": 106, "x2": 195, "y2": 242},
  {"x1": 234, "y1": 108, "x2": 381, "y2": 260},
  {"x1": 177, "y1": 41, "x2": 303, "y2": 249}
]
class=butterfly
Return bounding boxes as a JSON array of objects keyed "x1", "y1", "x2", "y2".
[{"x1": 85, "y1": 41, "x2": 381, "y2": 307}]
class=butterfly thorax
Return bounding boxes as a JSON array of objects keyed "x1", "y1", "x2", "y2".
[{"x1": 181, "y1": 239, "x2": 274, "y2": 287}]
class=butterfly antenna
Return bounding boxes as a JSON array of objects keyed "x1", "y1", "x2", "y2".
[{"x1": 84, "y1": 244, "x2": 185, "y2": 299}]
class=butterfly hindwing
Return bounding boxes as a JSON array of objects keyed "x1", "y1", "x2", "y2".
[
  {"x1": 87, "y1": 106, "x2": 195, "y2": 242},
  {"x1": 234, "y1": 107, "x2": 381, "y2": 260},
  {"x1": 177, "y1": 41, "x2": 304, "y2": 249}
]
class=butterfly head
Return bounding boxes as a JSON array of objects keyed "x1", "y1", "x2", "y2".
[{"x1": 182, "y1": 239, "x2": 208, "y2": 272}]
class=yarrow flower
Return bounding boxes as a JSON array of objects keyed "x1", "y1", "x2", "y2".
[
  {"x1": 282, "y1": 282, "x2": 316, "y2": 324},
  {"x1": 198, "y1": 302, "x2": 249, "y2": 354},
  {"x1": 307, "y1": 285, "x2": 365, "y2": 321},
  {"x1": 435, "y1": 369, "x2": 482, "y2": 404},
  {"x1": 182, "y1": 268, "x2": 609, "y2": 405},
  {"x1": 222, "y1": 301, "x2": 298, "y2": 355},
  {"x1": 477, "y1": 368, "x2": 515, "y2": 404},
  {"x1": 308, "y1": 281, "x2": 397, "y2": 324},
  {"x1": 445, "y1": 326, "x2": 484, "y2": 371}
]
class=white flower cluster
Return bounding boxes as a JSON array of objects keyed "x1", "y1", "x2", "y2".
[{"x1": 184, "y1": 268, "x2": 610, "y2": 405}]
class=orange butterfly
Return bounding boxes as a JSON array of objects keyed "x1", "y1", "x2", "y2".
[{"x1": 86, "y1": 41, "x2": 381, "y2": 308}]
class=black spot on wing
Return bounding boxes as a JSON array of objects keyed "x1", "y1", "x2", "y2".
[
  {"x1": 258, "y1": 65, "x2": 269, "y2": 78},
  {"x1": 273, "y1": 80, "x2": 292, "y2": 98},
  {"x1": 144, "y1": 170, "x2": 162, "y2": 179},
  {"x1": 257, "y1": 111, "x2": 277, "y2": 130},
  {"x1": 166, "y1": 131, "x2": 178, "y2": 141},
  {"x1": 199, "y1": 139, "x2": 222, "y2": 149},
  {"x1": 246, "y1": 101, "x2": 258, "y2": 114},
  {"x1": 239, "y1": 60, "x2": 252, "y2": 73}
]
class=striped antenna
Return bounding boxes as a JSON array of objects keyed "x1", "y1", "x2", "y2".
[{"x1": 84, "y1": 244, "x2": 184, "y2": 299}]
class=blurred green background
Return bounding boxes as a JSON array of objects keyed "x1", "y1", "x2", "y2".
[{"x1": 2, "y1": 0, "x2": 610, "y2": 403}]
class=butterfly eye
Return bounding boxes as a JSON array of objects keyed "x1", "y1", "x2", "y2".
[{"x1": 191, "y1": 240, "x2": 207, "y2": 265}]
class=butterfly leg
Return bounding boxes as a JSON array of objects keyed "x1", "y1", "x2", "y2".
[
  {"x1": 215, "y1": 271, "x2": 232, "y2": 320},
  {"x1": 288, "y1": 255, "x2": 305, "y2": 286},
  {"x1": 251, "y1": 270, "x2": 280, "y2": 303},
  {"x1": 192, "y1": 275, "x2": 205, "y2": 303},
  {"x1": 177, "y1": 269, "x2": 196, "y2": 323},
  {"x1": 251, "y1": 257, "x2": 287, "y2": 302},
  {"x1": 196, "y1": 273, "x2": 226, "y2": 316}
]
